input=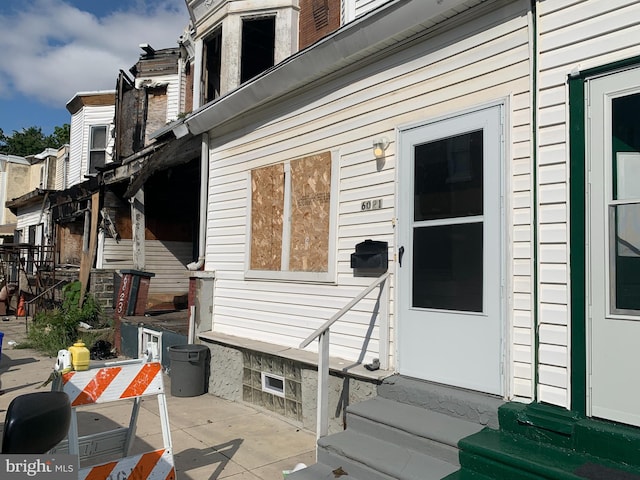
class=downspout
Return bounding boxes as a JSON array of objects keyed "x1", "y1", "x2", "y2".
[
  {"x1": 63, "y1": 150, "x2": 69, "y2": 189},
  {"x1": 187, "y1": 132, "x2": 209, "y2": 271},
  {"x1": 529, "y1": 0, "x2": 540, "y2": 402}
]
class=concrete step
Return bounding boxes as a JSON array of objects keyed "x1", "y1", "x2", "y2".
[
  {"x1": 289, "y1": 377, "x2": 504, "y2": 480},
  {"x1": 317, "y1": 429, "x2": 460, "y2": 480},
  {"x1": 286, "y1": 463, "x2": 353, "y2": 480},
  {"x1": 346, "y1": 397, "x2": 485, "y2": 466},
  {"x1": 378, "y1": 375, "x2": 503, "y2": 429}
]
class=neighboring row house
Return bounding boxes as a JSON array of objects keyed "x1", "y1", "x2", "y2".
[
  {"x1": 157, "y1": 0, "x2": 640, "y2": 478},
  {"x1": 0, "y1": 148, "x2": 61, "y2": 304},
  {"x1": 6, "y1": 45, "x2": 199, "y2": 318},
  {"x1": 0, "y1": 152, "x2": 33, "y2": 243}
]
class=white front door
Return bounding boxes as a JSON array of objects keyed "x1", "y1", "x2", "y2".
[
  {"x1": 588, "y1": 66, "x2": 640, "y2": 427},
  {"x1": 397, "y1": 105, "x2": 504, "y2": 395}
]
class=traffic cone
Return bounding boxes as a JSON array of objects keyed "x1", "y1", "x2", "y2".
[{"x1": 17, "y1": 295, "x2": 25, "y2": 317}]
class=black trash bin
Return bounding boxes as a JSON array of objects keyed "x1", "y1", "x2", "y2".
[{"x1": 168, "y1": 344, "x2": 209, "y2": 397}]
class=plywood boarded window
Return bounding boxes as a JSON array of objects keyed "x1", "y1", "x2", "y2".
[
  {"x1": 251, "y1": 163, "x2": 285, "y2": 270},
  {"x1": 289, "y1": 152, "x2": 331, "y2": 272},
  {"x1": 248, "y1": 151, "x2": 335, "y2": 281}
]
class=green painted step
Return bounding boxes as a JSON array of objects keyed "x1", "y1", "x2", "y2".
[
  {"x1": 498, "y1": 403, "x2": 640, "y2": 467},
  {"x1": 454, "y1": 428, "x2": 640, "y2": 480}
]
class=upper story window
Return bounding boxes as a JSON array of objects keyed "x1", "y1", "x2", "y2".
[
  {"x1": 240, "y1": 16, "x2": 276, "y2": 84},
  {"x1": 89, "y1": 125, "x2": 108, "y2": 174},
  {"x1": 202, "y1": 27, "x2": 222, "y2": 104}
]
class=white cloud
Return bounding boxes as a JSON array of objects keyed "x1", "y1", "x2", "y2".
[{"x1": 0, "y1": 0, "x2": 188, "y2": 106}]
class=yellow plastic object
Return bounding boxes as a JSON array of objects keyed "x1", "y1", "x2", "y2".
[{"x1": 68, "y1": 341, "x2": 90, "y2": 371}]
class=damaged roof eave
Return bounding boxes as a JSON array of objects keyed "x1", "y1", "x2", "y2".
[
  {"x1": 185, "y1": 0, "x2": 479, "y2": 135},
  {"x1": 102, "y1": 135, "x2": 201, "y2": 198},
  {"x1": 6, "y1": 188, "x2": 51, "y2": 213}
]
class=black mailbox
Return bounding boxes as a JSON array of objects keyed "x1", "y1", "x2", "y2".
[{"x1": 350, "y1": 239, "x2": 388, "y2": 277}]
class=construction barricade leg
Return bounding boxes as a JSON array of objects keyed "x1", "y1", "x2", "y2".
[{"x1": 51, "y1": 359, "x2": 176, "y2": 480}]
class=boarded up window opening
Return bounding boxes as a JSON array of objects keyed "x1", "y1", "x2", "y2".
[
  {"x1": 144, "y1": 86, "x2": 168, "y2": 145},
  {"x1": 250, "y1": 152, "x2": 332, "y2": 273},
  {"x1": 251, "y1": 163, "x2": 284, "y2": 270},
  {"x1": 289, "y1": 153, "x2": 331, "y2": 272}
]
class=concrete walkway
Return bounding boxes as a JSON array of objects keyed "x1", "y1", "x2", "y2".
[{"x1": 0, "y1": 317, "x2": 316, "y2": 479}]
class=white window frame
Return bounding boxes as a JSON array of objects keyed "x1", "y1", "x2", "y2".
[
  {"x1": 88, "y1": 125, "x2": 108, "y2": 175},
  {"x1": 244, "y1": 150, "x2": 339, "y2": 283},
  {"x1": 261, "y1": 372, "x2": 285, "y2": 397}
]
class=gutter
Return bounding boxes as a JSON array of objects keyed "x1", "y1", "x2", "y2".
[
  {"x1": 529, "y1": 0, "x2": 539, "y2": 403},
  {"x1": 184, "y1": 0, "x2": 475, "y2": 135}
]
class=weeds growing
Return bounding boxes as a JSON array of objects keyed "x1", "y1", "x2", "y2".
[{"x1": 19, "y1": 281, "x2": 109, "y2": 356}]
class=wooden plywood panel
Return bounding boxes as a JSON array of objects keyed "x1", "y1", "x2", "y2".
[
  {"x1": 79, "y1": 191, "x2": 101, "y2": 305},
  {"x1": 58, "y1": 223, "x2": 83, "y2": 266},
  {"x1": 289, "y1": 152, "x2": 331, "y2": 272},
  {"x1": 251, "y1": 164, "x2": 284, "y2": 270}
]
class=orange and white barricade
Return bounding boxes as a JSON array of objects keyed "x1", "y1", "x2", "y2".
[{"x1": 52, "y1": 359, "x2": 175, "y2": 480}]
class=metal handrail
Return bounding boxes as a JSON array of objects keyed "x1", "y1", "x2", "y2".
[
  {"x1": 299, "y1": 272, "x2": 390, "y2": 349},
  {"x1": 25, "y1": 279, "x2": 67, "y2": 305},
  {"x1": 300, "y1": 271, "x2": 390, "y2": 439}
]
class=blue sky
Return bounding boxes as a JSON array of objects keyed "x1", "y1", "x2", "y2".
[{"x1": 0, "y1": 0, "x2": 189, "y2": 136}]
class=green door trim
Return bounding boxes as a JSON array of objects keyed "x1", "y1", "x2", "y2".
[{"x1": 568, "y1": 54, "x2": 640, "y2": 416}]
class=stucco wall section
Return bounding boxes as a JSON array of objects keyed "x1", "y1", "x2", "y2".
[
  {"x1": 206, "y1": 341, "x2": 244, "y2": 402},
  {"x1": 301, "y1": 368, "x2": 377, "y2": 434},
  {"x1": 203, "y1": 338, "x2": 378, "y2": 434}
]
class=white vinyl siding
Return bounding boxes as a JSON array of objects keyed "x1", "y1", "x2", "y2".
[
  {"x1": 536, "y1": 0, "x2": 640, "y2": 408},
  {"x1": 68, "y1": 109, "x2": 85, "y2": 187},
  {"x1": 166, "y1": 76, "x2": 182, "y2": 122},
  {"x1": 205, "y1": 0, "x2": 532, "y2": 385},
  {"x1": 102, "y1": 239, "x2": 192, "y2": 295},
  {"x1": 341, "y1": 0, "x2": 389, "y2": 23},
  {"x1": 16, "y1": 205, "x2": 43, "y2": 231},
  {"x1": 55, "y1": 148, "x2": 68, "y2": 191},
  {"x1": 342, "y1": 0, "x2": 487, "y2": 25},
  {"x1": 68, "y1": 105, "x2": 114, "y2": 185},
  {"x1": 135, "y1": 74, "x2": 182, "y2": 124}
]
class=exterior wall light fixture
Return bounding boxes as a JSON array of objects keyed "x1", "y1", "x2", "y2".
[{"x1": 373, "y1": 137, "x2": 389, "y2": 158}]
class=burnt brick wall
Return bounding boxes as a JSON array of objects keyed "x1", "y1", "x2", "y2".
[{"x1": 144, "y1": 86, "x2": 168, "y2": 145}]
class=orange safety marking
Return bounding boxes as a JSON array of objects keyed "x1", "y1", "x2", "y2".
[
  {"x1": 72, "y1": 367, "x2": 122, "y2": 406},
  {"x1": 121, "y1": 362, "x2": 162, "y2": 399},
  {"x1": 62, "y1": 371, "x2": 75, "y2": 384},
  {"x1": 165, "y1": 467, "x2": 176, "y2": 480},
  {"x1": 83, "y1": 461, "x2": 117, "y2": 480},
  {"x1": 131, "y1": 449, "x2": 165, "y2": 479}
]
